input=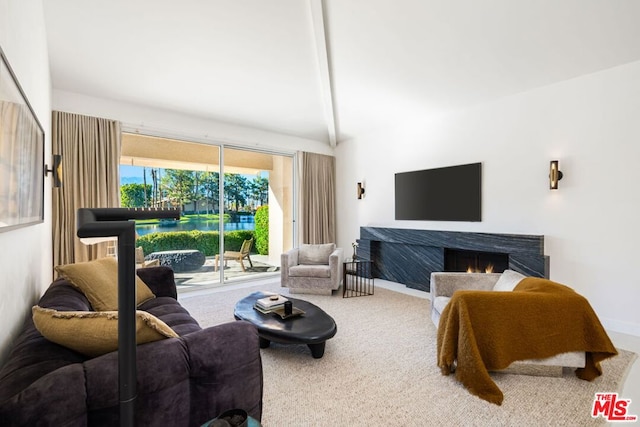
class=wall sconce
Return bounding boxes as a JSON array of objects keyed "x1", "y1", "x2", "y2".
[
  {"x1": 45, "y1": 154, "x2": 63, "y2": 188},
  {"x1": 549, "y1": 160, "x2": 563, "y2": 190},
  {"x1": 357, "y1": 182, "x2": 365, "y2": 199}
]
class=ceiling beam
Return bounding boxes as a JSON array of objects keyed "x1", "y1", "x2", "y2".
[{"x1": 309, "y1": 0, "x2": 337, "y2": 147}]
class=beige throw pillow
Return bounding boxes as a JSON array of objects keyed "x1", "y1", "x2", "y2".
[
  {"x1": 493, "y1": 269, "x2": 527, "y2": 291},
  {"x1": 55, "y1": 257, "x2": 155, "y2": 311},
  {"x1": 298, "y1": 243, "x2": 335, "y2": 265},
  {"x1": 32, "y1": 306, "x2": 178, "y2": 357}
]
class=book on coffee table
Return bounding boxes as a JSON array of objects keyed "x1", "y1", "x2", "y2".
[
  {"x1": 253, "y1": 304, "x2": 278, "y2": 315},
  {"x1": 255, "y1": 295, "x2": 288, "y2": 310},
  {"x1": 271, "y1": 306, "x2": 305, "y2": 319},
  {"x1": 253, "y1": 303, "x2": 304, "y2": 318}
]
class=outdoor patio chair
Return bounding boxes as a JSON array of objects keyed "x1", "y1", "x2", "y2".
[
  {"x1": 214, "y1": 238, "x2": 254, "y2": 272},
  {"x1": 135, "y1": 246, "x2": 160, "y2": 268}
]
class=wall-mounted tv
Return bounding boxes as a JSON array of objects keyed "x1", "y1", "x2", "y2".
[{"x1": 395, "y1": 162, "x2": 481, "y2": 221}]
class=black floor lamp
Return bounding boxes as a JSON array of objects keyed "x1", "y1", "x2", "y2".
[{"x1": 77, "y1": 207, "x2": 181, "y2": 427}]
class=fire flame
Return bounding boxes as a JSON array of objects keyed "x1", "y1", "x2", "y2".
[{"x1": 465, "y1": 264, "x2": 494, "y2": 273}]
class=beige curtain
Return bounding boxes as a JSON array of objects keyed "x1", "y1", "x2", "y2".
[
  {"x1": 52, "y1": 111, "x2": 121, "y2": 267},
  {"x1": 299, "y1": 152, "x2": 336, "y2": 244}
]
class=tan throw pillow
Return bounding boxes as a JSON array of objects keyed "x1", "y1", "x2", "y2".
[
  {"x1": 32, "y1": 306, "x2": 178, "y2": 357},
  {"x1": 298, "y1": 243, "x2": 336, "y2": 265},
  {"x1": 55, "y1": 257, "x2": 155, "y2": 311},
  {"x1": 493, "y1": 269, "x2": 527, "y2": 291}
]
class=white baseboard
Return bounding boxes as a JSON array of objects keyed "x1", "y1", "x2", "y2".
[
  {"x1": 375, "y1": 279, "x2": 430, "y2": 299},
  {"x1": 601, "y1": 317, "x2": 640, "y2": 338}
]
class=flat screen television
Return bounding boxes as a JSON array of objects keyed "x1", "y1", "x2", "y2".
[{"x1": 395, "y1": 162, "x2": 481, "y2": 221}]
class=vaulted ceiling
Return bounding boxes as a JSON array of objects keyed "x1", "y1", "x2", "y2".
[{"x1": 43, "y1": 0, "x2": 640, "y2": 146}]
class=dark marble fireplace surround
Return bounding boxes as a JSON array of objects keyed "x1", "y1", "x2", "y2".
[{"x1": 357, "y1": 227, "x2": 549, "y2": 292}]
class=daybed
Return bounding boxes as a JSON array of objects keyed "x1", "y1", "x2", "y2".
[
  {"x1": 432, "y1": 271, "x2": 618, "y2": 405},
  {"x1": 0, "y1": 264, "x2": 263, "y2": 426},
  {"x1": 431, "y1": 271, "x2": 587, "y2": 370}
]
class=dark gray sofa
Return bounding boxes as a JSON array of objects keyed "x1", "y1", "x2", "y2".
[{"x1": 0, "y1": 266, "x2": 263, "y2": 426}]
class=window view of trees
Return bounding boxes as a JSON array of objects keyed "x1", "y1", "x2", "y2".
[
  {"x1": 117, "y1": 141, "x2": 291, "y2": 273},
  {"x1": 120, "y1": 183, "x2": 152, "y2": 208},
  {"x1": 120, "y1": 167, "x2": 269, "y2": 215}
]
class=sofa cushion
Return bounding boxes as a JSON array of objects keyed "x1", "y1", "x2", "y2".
[
  {"x1": 139, "y1": 296, "x2": 202, "y2": 336},
  {"x1": 136, "y1": 266, "x2": 178, "y2": 299},
  {"x1": 493, "y1": 269, "x2": 526, "y2": 292},
  {"x1": 289, "y1": 264, "x2": 332, "y2": 278},
  {"x1": 433, "y1": 296, "x2": 451, "y2": 315},
  {"x1": 32, "y1": 305, "x2": 178, "y2": 357},
  {"x1": 55, "y1": 257, "x2": 155, "y2": 310},
  {"x1": 298, "y1": 243, "x2": 335, "y2": 265}
]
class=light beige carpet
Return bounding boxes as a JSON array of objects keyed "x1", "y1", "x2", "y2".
[{"x1": 179, "y1": 281, "x2": 637, "y2": 426}]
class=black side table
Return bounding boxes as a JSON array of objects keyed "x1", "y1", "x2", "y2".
[{"x1": 343, "y1": 259, "x2": 374, "y2": 298}]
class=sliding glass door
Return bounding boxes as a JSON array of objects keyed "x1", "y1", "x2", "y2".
[
  {"x1": 220, "y1": 147, "x2": 293, "y2": 283},
  {"x1": 119, "y1": 132, "x2": 294, "y2": 290}
]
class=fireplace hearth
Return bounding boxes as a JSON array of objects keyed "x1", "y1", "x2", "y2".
[{"x1": 357, "y1": 228, "x2": 549, "y2": 292}]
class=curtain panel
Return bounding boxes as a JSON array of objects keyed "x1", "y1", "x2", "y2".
[
  {"x1": 299, "y1": 152, "x2": 336, "y2": 244},
  {"x1": 52, "y1": 111, "x2": 121, "y2": 267}
]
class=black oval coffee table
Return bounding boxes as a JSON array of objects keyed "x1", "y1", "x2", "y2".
[{"x1": 234, "y1": 291, "x2": 337, "y2": 358}]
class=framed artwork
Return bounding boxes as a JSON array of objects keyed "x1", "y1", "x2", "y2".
[{"x1": 0, "y1": 46, "x2": 45, "y2": 232}]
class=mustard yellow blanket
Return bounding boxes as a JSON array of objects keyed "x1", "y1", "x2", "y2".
[{"x1": 437, "y1": 277, "x2": 618, "y2": 405}]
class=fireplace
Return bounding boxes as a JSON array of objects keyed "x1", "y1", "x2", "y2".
[
  {"x1": 357, "y1": 228, "x2": 549, "y2": 292},
  {"x1": 444, "y1": 248, "x2": 509, "y2": 273}
]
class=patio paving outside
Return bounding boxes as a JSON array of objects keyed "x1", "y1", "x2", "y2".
[{"x1": 174, "y1": 254, "x2": 280, "y2": 291}]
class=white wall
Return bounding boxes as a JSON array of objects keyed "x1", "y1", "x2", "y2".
[
  {"x1": 0, "y1": 0, "x2": 52, "y2": 362},
  {"x1": 53, "y1": 89, "x2": 334, "y2": 157},
  {"x1": 336, "y1": 61, "x2": 640, "y2": 336}
]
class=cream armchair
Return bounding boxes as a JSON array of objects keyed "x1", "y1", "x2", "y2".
[
  {"x1": 431, "y1": 271, "x2": 585, "y2": 373},
  {"x1": 281, "y1": 243, "x2": 343, "y2": 295}
]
